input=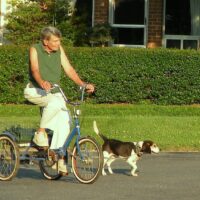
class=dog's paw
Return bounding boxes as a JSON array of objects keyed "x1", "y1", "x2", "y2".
[
  {"x1": 108, "y1": 168, "x2": 114, "y2": 174},
  {"x1": 102, "y1": 171, "x2": 107, "y2": 176},
  {"x1": 131, "y1": 173, "x2": 138, "y2": 177}
]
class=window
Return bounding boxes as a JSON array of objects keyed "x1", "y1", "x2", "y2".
[
  {"x1": 109, "y1": 0, "x2": 147, "y2": 47},
  {"x1": 114, "y1": 0, "x2": 144, "y2": 25},
  {"x1": 164, "y1": 0, "x2": 200, "y2": 49},
  {"x1": 165, "y1": 0, "x2": 191, "y2": 35}
]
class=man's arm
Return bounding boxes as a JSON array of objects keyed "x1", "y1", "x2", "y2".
[
  {"x1": 29, "y1": 47, "x2": 51, "y2": 91},
  {"x1": 60, "y1": 46, "x2": 94, "y2": 93}
]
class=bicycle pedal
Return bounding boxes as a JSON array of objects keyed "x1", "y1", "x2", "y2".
[
  {"x1": 31, "y1": 141, "x2": 48, "y2": 151},
  {"x1": 48, "y1": 149, "x2": 58, "y2": 162},
  {"x1": 60, "y1": 171, "x2": 69, "y2": 176}
]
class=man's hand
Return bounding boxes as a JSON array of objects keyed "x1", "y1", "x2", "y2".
[
  {"x1": 85, "y1": 84, "x2": 95, "y2": 93},
  {"x1": 40, "y1": 81, "x2": 52, "y2": 91}
]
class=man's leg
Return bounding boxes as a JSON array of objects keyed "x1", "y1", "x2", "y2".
[
  {"x1": 39, "y1": 93, "x2": 70, "y2": 149},
  {"x1": 24, "y1": 87, "x2": 69, "y2": 173}
]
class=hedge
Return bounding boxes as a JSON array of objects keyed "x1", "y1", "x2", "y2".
[{"x1": 0, "y1": 45, "x2": 200, "y2": 105}]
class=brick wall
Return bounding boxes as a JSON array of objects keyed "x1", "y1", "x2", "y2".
[
  {"x1": 93, "y1": 0, "x2": 109, "y2": 25},
  {"x1": 147, "y1": 0, "x2": 163, "y2": 48},
  {"x1": 94, "y1": 0, "x2": 164, "y2": 48}
]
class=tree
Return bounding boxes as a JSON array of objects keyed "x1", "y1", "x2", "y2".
[
  {"x1": 4, "y1": 0, "x2": 94, "y2": 46},
  {"x1": 37, "y1": 0, "x2": 76, "y2": 46},
  {"x1": 5, "y1": 0, "x2": 51, "y2": 45},
  {"x1": 4, "y1": 0, "x2": 74, "y2": 45},
  {"x1": 89, "y1": 23, "x2": 113, "y2": 47},
  {"x1": 71, "y1": 0, "x2": 93, "y2": 46}
]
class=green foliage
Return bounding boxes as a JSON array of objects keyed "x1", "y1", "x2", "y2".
[
  {"x1": 0, "y1": 46, "x2": 200, "y2": 105},
  {"x1": 4, "y1": 0, "x2": 94, "y2": 47},
  {"x1": 49, "y1": 0, "x2": 70, "y2": 24},
  {"x1": 5, "y1": 0, "x2": 75, "y2": 46},
  {"x1": 70, "y1": 14, "x2": 90, "y2": 47},
  {"x1": 89, "y1": 23, "x2": 114, "y2": 47},
  {"x1": 5, "y1": 1, "x2": 51, "y2": 45},
  {"x1": 0, "y1": 46, "x2": 29, "y2": 103},
  {"x1": 57, "y1": 20, "x2": 76, "y2": 47},
  {"x1": 67, "y1": 47, "x2": 200, "y2": 105},
  {"x1": 70, "y1": 0, "x2": 93, "y2": 46},
  {"x1": 53, "y1": 0, "x2": 77, "y2": 46}
]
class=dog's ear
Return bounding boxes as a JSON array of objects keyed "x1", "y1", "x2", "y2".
[
  {"x1": 141, "y1": 141, "x2": 152, "y2": 153},
  {"x1": 144, "y1": 140, "x2": 153, "y2": 146}
]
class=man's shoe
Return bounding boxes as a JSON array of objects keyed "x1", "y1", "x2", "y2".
[
  {"x1": 52, "y1": 159, "x2": 68, "y2": 175},
  {"x1": 33, "y1": 131, "x2": 49, "y2": 147}
]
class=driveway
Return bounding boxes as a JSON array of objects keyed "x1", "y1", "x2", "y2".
[{"x1": 0, "y1": 152, "x2": 200, "y2": 200}]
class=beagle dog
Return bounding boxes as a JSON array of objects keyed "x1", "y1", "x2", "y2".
[{"x1": 93, "y1": 121, "x2": 159, "y2": 176}]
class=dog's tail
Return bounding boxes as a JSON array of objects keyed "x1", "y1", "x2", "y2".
[{"x1": 93, "y1": 121, "x2": 107, "y2": 141}]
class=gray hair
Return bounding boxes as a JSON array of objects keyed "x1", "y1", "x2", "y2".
[{"x1": 40, "y1": 26, "x2": 62, "y2": 40}]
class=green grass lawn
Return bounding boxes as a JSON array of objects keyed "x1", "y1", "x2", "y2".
[{"x1": 0, "y1": 104, "x2": 200, "y2": 152}]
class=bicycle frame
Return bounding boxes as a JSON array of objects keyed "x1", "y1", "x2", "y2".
[
  {"x1": 60, "y1": 115, "x2": 83, "y2": 160},
  {"x1": 0, "y1": 83, "x2": 103, "y2": 183},
  {"x1": 51, "y1": 84, "x2": 85, "y2": 160}
]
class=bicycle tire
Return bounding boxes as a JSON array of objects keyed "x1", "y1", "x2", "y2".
[
  {"x1": 72, "y1": 137, "x2": 103, "y2": 184},
  {"x1": 39, "y1": 158, "x2": 63, "y2": 180},
  {"x1": 0, "y1": 135, "x2": 20, "y2": 181}
]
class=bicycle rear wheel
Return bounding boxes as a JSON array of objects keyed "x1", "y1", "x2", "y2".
[
  {"x1": 72, "y1": 137, "x2": 103, "y2": 184},
  {"x1": 0, "y1": 135, "x2": 20, "y2": 181}
]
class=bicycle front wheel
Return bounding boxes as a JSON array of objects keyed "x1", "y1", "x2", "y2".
[
  {"x1": 72, "y1": 137, "x2": 103, "y2": 184},
  {"x1": 0, "y1": 135, "x2": 20, "y2": 181}
]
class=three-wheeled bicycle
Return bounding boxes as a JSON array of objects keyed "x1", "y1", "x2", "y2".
[{"x1": 0, "y1": 84, "x2": 103, "y2": 184}]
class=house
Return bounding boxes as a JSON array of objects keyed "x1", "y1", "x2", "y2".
[
  {"x1": 1, "y1": 0, "x2": 200, "y2": 49},
  {"x1": 93, "y1": 0, "x2": 200, "y2": 49}
]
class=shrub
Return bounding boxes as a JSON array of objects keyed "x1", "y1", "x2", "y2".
[
  {"x1": 88, "y1": 23, "x2": 113, "y2": 47},
  {"x1": 0, "y1": 46, "x2": 200, "y2": 105}
]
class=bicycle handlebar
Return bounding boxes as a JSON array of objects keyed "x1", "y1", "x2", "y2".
[{"x1": 51, "y1": 84, "x2": 85, "y2": 106}]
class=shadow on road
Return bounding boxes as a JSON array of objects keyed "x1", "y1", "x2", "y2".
[{"x1": 16, "y1": 166, "x2": 78, "y2": 184}]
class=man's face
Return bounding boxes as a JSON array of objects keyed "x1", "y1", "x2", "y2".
[{"x1": 43, "y1": 35, "x2": 61, "y2": 52}]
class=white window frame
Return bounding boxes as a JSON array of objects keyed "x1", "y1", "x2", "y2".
[
  {"x1": 163, "y1": 0, "x2": 200, "y2": 49},
  {"x1": 108, "y1": 0, "x2": 148, "y2": 48},
  {"x1": 0, "y1": 0, "x2": 7, "y2": 45}
]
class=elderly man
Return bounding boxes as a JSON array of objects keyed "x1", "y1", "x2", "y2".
[{"x1": 24, "y1": 26, "x2": 94, "y2": 173}]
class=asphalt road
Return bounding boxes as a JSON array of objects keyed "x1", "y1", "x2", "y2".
[{"x1": 0, "y1": 152, "x2": 200, "y2": 200}]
